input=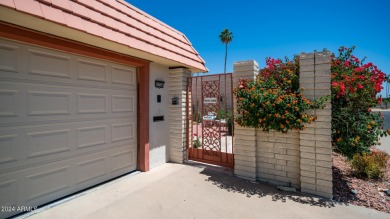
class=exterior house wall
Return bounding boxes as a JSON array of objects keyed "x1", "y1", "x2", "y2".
[
  {"x1": 149, "y1": 63, "x2": 170, "y2": 169},
  {"x1": 233, "y1": 52, "x2": 333, "y2": 199}
]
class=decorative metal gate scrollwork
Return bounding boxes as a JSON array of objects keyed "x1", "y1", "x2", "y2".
[
  {"x1": 202, "y1": 80, "x2": 221, "y2": 156},
  {"x1": 186, "y1": 74, "x2": 234, "y2": 168}
]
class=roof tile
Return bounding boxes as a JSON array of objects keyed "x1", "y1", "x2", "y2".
[
  {"x1": 76, "y1": 0, "x2": 94, "y2": 9},
  {"x1": 126, "y1": 36, "x2": 141, "y2": 49},
  {"x1": 50, "y1": 0, "x2": 72, "y2": 12},
  {"x1": 101, "y1": 15, "x2": 118, "y2": 30},
  {"x1": 113, "y1": 32, "x2": 128, "y2": 45},
  {"x1": 114, "y1": 10, "x2": 129, "y2": 22},
  {"x1": 14, "y1": 0, "x2": 43, "y2": 18},
  {"x1": 113, "y1": 21, "x2": 128, "y2": 33},
  {"x1": 86, "y1": 8, "x2": 105, "y2": 25},
  {"x1": 40, "y1": 3, "x2": 66, "y2": 24},
  {"x1": 0, "y1": 0, "x2": 15, "y2": 8},
  {"x1": 82, "y1": 19, "x2": 102, "y2": 37},
  {"x1": 69, "y1": 1, "x2": 89, "y2": 19},
  {"x1": 39, "y1": 0, "x2": 52, "y2": 5},
  {"x1": 101, "y1": 28, "x2": 114, "y2": 41},
  {"x1": 63, "y1": 12, "x2": 86, "y2": 31},
  {"x1": 90, "y1": 0, "x2": 107, "y2": 15},
  {"x1": 1, "y1": 0, "x2": 207, "y2": 71}
]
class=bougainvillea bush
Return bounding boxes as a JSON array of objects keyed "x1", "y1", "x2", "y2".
[
  {"x1": 234, "y1": 47, "x2": 389, "y2": 159},
  {"x1": 234, "y1": 57, "x2": 327, "y2": 133},
  {"x1": 331, "y1": 46, "x2": 388, "y2": 158}
]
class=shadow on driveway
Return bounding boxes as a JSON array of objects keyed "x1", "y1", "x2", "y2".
[{"x1": 194, "y1": 163, "x2": 337, "y2": 208}]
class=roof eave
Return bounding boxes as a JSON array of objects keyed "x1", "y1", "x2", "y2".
[{"x1": 0, "y1": 6, "x2": 207, "y2": 73}]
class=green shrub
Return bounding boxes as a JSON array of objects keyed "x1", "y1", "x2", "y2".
[
  {"x1": 331, "y1": 46, "x2": 389, "y2": 158},
  {"x1": 350, "y1": 151, "x2": 389, "y2": 179},
  {"x1": 193, "y1": 137, "x2": 202, "y2": 148},
  {"x1": 234, "y1": 57, "x2": 327, "y2": 133}
]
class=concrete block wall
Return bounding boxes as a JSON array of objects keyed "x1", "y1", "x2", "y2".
[
  {"x1": 256, "y1": 130, "x2": 300, "y2": 188},
  {"x1": 233, "y1": 53, "x2": 333, "y2": 198},
  {"x1": 299, "y1": 51, "x2": 333, "y2": 198},
  {"x1": 233, "y1": 61, "x2": 258, "y2": 181},
  {"x1": 169, "y1": 68, "x2": 191, "y2": 163}
]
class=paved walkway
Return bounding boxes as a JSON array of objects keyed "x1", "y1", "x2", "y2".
[
  {"x1": 21, "y1": 163, "x2": 389, "y2": 219},
  {"x1": 375, "y1": 110, "x2": 390, "y2": 153},
  {"x1": 378, "y1": 136, "x2": 390, "y2": 154}
]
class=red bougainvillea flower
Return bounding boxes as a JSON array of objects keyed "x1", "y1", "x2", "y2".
[
  {"x1": 331, "y1": 46, "x2": 388, "y2": 158},
  {"x1": 354, "y1": 67, "x2": 363, "y2": 73}
]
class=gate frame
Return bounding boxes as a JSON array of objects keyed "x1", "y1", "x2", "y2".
[{"x1": 186, "y1": 73, "x2": 234, "y2": 168}]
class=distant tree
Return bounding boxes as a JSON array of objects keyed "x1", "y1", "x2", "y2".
[{"x1": 219, "y1": 29, "x2": 233, "y2": 74}]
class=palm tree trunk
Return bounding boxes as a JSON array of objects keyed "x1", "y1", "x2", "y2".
[{"x1": 224, "y1": 43, "x2": 228, "y2": 74}]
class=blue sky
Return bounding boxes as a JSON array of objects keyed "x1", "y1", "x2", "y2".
[{"x1": 127, "y1": 0, "x2": 390, "y2": 96}]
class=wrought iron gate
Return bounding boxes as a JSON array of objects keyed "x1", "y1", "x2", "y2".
[{"x1": 186, "y1": 74, "x2": 234, "y2": 168}]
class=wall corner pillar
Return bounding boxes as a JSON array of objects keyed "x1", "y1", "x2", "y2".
[
  {"x1": 299, "y1": 51, "x2": 333, "y2": 198},
  {"x1": 233, "y1": 60, "x2": 259, "y2": 181},
  {"x1": 169, "y1": 68, "x2": 192, "y2": 163}
]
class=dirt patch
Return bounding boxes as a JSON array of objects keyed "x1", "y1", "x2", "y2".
[{"x1": 333, "y1": 152, "x2": 390, "y2": 213}]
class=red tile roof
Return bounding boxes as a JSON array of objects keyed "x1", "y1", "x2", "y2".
[{"x1": 0, "y1": 0, "x2": 207, "y2": 72}]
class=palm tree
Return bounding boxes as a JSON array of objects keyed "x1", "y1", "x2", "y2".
[{"x1": 219, "y1": 29, "x2": 233, "y2": 74}]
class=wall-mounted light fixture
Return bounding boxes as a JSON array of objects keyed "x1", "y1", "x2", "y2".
[{"x1": 155, "y1": 80, "x2": 165, "y2": 89}]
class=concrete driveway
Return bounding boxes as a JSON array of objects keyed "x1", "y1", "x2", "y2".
[{"x1": 20, "y1": 163, "x2": 388, "y2": 219}]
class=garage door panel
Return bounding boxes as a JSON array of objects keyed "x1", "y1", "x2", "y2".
[
  {"x1": 76, "y1": 125, "x2": 108, "y2": 149},
  {"x1": 77, "y1": 93, "x2": 108, "y2": 114},
  {"x1": 0, "y1": 119, "x2": 137, "y2": 172},
  {"x1": 27, "y1": 49, "x2": 72, "y2": 79},
  {"x1": 28, "y1": 91, "x2": 72, "y2": 116},
  {"x1": 25, "y1": 165, "x2": 72, "y2": 203},
  {"x1": 111, "y1": 149, "x2": 135, "y2": 174},
  {"x1": 0, "y1": 39, "x2": 137, "y2": 218},
  {"x1": 0, "y1": 42, "x2": 19, "y2": 74},
  {"x1": 0, "y1": 39, "x2": 137, "y2": 91},
  {"x1": 0, "y1": 81, "x2": 136, "y2": 125},
  {"x1": 76, "y1": 59, "x2": 108, "y2": 83},
  {"x1": 26, "y1": 129, "x2": 72, "y2": 159},
  {"x1": 0, "y1": 89, "x2": 20, "y2": 117},
  {"x1": 75, "y1": 156, "x2": 108, "y2": 185},
  {"x1": 0, "y1": 134, "x2": 19, "y2": 164},
  {"x1": 0, "y1": 179, "x2": 18, "y2": 207},
  {"x1": 112, "y1": 65, "x2": 136, "y2": 85},
  {"x1": 112, "y1": 122, "x2": 135, "y2": 143},
  {"x1": 110, "y1": 145, "x2": 136, "y2": 177},
  {"x1": 111, "y1": 94, "x2": 136, "y2": 113}
]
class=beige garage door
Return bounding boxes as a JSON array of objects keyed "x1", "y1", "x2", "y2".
[{"x1": 0, "y1": 39, "x2": 137, "y2": 218}]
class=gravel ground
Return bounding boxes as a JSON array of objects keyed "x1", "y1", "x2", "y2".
[{"x1": 333, "y1": 152, "x2": 390, "y2": 213}]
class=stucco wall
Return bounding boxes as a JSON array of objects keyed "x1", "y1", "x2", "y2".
[{"x1": 149, "y1": 63, "x2": 170, "y2": 169}]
